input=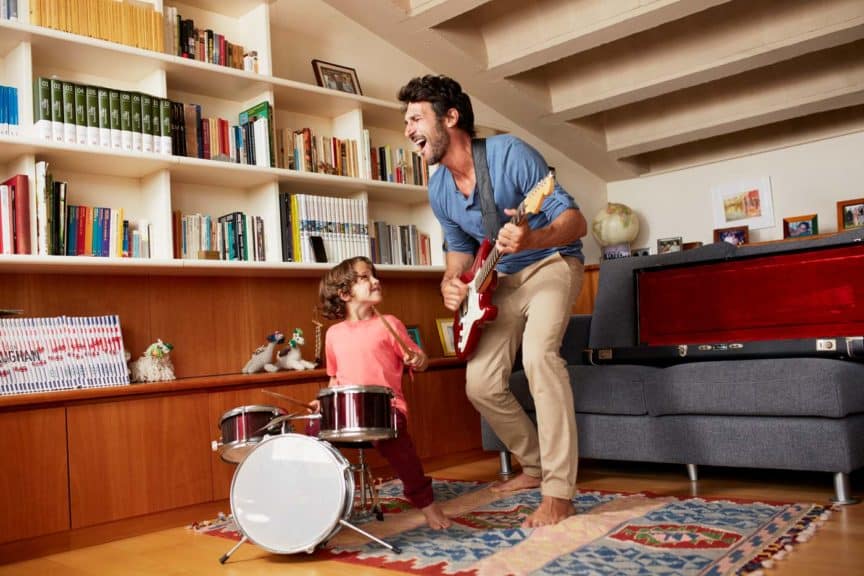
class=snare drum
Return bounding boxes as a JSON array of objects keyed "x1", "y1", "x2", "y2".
[
  {"x1": 230, "y1": 434, "x2": 354, "y2": 554},
  {"x1": 214, "y1": 405, "x2": 286, "y2": 464},
  {"x1": 317, "y1": 385, "x2": 396, "y2": 442}
]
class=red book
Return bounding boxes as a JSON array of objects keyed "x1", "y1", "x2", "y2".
[{"x1": 3, "y1": 174, "x2": 31, "y2": 255}]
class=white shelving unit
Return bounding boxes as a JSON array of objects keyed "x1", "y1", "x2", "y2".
[{"x1": 0, "y1": 1, "x2": 441, "y2": 275}]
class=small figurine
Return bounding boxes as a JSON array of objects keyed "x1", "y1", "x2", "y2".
[
  {"x1": 129, "y1": 339, "x2": 175, "y2": 383},
  {"x1": 242, "y1": 331, "x2": 285, "y2": 374},
  {"x1": 265, "y1": 328, "x2": 317, "y2": 372}
]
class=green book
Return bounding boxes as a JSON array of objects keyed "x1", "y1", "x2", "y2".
[
  {"x1": 85, "y1": 85, "x2": 99, "y2": 146},
  {"x1": 108, "y1": 89, "x2": 121, "y2": 149},
  {"x1": 97, "y1": 86, "x2": 110, "y2": 147},
  {"x1": 33, "y1": 76, "x2": 52, "y2": 140},
  {"x1": 50, "y1": 78, "x2": 63, "y2": 143},
  {"x1": 151, "y1": 96, "x2": 162, "y2": 153},
  {"x1": 120, "y1": 91, "x2": 132, "y2": 151},
  {"x1": 239, "y1": 100, "x2": 275, "y2": 167},
  {"x1": 62, "y1": 82, "x2": 75, "y2": 144},
  {"x1": 131, "y1": 92, "x2": 142, "y2": 152},
  {"x1": 74, "y1": 84, "x2": 86, "y2": 145},
  {"x1": 160, "y1": 98, "x2": 172, "y2": 155},
  {"x1": 140, "y1": 92, "x2": 152, "y2": 153}
]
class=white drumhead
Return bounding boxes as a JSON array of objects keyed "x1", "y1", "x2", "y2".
[{"x1": 230, "y1": 434, "x2": 350, "y2": 554}]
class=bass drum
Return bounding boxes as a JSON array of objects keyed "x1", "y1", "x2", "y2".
[{"x1": 230, "y1": 433, "x2": 354, "y2": 554}]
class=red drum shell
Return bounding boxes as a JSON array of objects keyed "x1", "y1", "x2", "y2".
[
  {"x1": 317, "y1": 385, "x2": 395, "y2": 442},
  {"x1": 218, "y1": 405, "x2": 286, "y2": 463}
]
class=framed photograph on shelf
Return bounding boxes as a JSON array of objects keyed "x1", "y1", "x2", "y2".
[
  {"x1": 436, "y1": 318, "x2": 456, "y2": 357},
  {"x1": 711, "y1": 176, "x2": 774, "y2": 230},
  {"x1": 311, "y1": 59, "x2": 362, "y2": 95},
  {"x1": 714, "y1": 225, "x2": 749, "y2": 246},
  {"x1": 657, "y1": 236, "x2": 683, "y2": 254},
  {"x1": 783, "y1": 214, "x2": 818, "y2": 238},
  {"x1": 631, "y1": 247, "x2": 650, "y2": 257},
  {"x1": 406, "y1": 326, "x2": 423, "y2": 350},
  {"x1": 837, "y1": 198, "x2": 864, "y2": 231}
]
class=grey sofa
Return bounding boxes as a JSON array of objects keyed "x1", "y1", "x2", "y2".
[{"x1": 482, "y1": 229, "x2": 864, "y2": 503}]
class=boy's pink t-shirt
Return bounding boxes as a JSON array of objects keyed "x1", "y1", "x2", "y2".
[{"x1": 325, "y1": 314, "x2": 418, "y2": 414}]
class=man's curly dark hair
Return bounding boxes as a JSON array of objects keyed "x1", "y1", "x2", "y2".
[
  {"x1": 398, "y1": 75, "x2": 476, "y2": 138},
  {"x1": 318, "y1": 256, "x2": 379, "y2": 320}
]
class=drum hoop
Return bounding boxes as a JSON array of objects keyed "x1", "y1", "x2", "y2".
[
  {"x1": 229, "y1": 434, "x2": 353, "y2": 554},
  {"x1": 317, "y1": 385, "x2": 393, "y2": 397},
  {"x1": 219, "y1": 404, "x2": 285, "y2": 423}
]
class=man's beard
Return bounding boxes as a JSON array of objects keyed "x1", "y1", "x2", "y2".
[{"x1": 425, "y1": 120, "x2": 450, "y2": 165}]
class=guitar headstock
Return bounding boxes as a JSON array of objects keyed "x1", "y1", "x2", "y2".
[{"x1": 522, "y1": 172, "x2": 555, "y2": 215}]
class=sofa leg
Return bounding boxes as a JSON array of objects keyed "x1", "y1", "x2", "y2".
[
  {"x1": 499, "y1": 451, "x2": 513, "y2": 479},
  {"x1": 831, "y1": 472, "x2": 859, "y2": 505},
  {"x1": 686, "y1": 464, "x2": 698, "y2": 482}
]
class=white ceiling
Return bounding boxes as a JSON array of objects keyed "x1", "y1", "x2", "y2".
[{"x1": 313, "y1": 0, "x2": 864, "y2": 182}]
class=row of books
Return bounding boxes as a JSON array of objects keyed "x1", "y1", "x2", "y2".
[
  {"x1": 0, "y1": 174, "x2": 28, "y2": 255},
  {"x1": 33, "y1": 76, "x2": 173, "y2": 155},
  {"x1": 0, "y1": 0, "x2": 18, "y2": 20},
  {"x1": 169, "y1": 100, "x2": 274, "y2": 167},
  {"x1": 0, "y1": 315, "x2": 130, "y2": 396},
  {"x1": 172, "y1": 210, "x2": 265, "y2": 262},
  {"x1": 372, "y1": 221, "x2": 433, "y2": 266},
  {"x1": 29, "y1": 0, "x2": 165, "y2": 53},
  {"x1": 34, "y1": 161, "x2": 151, "y2": 257},
  {"x1": 163, "y1": 6, "x2": 250, "y2": 71},
  {"x1": 0, "y1": 85, "x2": 18, "y2": 136},
  {"x1": 280, "y1": 192, "x2": 370, "y2": 264}
]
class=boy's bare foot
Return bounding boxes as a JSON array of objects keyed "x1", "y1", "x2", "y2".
[
  {"x1": 422, "y1": 502, "x2": 451, "y2": 530},
  {"x1": 521, "y1": 496, "x2": 575, "y2": 528},
  {"x1": 490, "y1": 473, "x2": 541, "y2": 493}
]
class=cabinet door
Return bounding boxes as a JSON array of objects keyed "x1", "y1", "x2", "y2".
[
  {"x1": 0, "y1": 408, "x2": 69, "y2": 544},
  {"x1": 67, "y1": 394, "x2": 211, "y2": 528}
]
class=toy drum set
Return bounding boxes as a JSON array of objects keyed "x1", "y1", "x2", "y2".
[{"x1": 211, "y1": 386, "x2": 401, "y2": 564}]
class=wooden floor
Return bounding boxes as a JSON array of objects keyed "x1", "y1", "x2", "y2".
[{"x1": 2, "y1": 456, "x2": 863, "y2": 575}]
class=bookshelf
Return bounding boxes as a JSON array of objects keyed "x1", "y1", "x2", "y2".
[{"x1": 0, "y1": 2, "x2": 441, "y2": 272}]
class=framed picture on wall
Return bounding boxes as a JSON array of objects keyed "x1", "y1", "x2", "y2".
[
  {"x1": 837, "y1": 198, "x2": 864, "y2": 231},
  {"x1": 436, "y1": 318, "x2": 456, "y2": 357},
  {"x1": 311, "y1": 59, "x2": 362, "y2": 95},
  {"x1": 782, "y1": 214, "x2": 818, "y2": 238},
  {"x1": 711, "y1": 176, "x2": 775, "y2": 230}
]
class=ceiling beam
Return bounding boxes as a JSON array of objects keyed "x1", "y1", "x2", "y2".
[
  {"x1": 541, "y1": 0, "x2": 864, "y2": 120},
  {"x1": 601, "y1": 41, "x2": 864, "y2": 158}
]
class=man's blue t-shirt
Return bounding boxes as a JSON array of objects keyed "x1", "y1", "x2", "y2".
[{"x1": 429, "y1": 134, "x2": 584, "y2": 274}]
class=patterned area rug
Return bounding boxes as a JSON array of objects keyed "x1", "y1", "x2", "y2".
[{"x1": 190, "y1": 479, "x2": 830, "y2": 575}]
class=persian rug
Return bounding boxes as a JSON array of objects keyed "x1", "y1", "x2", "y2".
[{"x1": 190, "y1": 479, "x2": 831, "y2": 576}]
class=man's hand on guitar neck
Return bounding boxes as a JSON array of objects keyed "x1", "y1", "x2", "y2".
[{"x1": 496, "y1": 208, "x2": 532, "y2": 255}]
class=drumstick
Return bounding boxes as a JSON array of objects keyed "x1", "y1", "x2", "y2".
[
  {"x1": 260, "y1": 389, "x2": 316, "y2": 411},
  {"x1": 372, "y1": 307, "x2": 411, "y2": 355}
]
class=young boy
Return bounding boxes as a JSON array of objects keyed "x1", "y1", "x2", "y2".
[{"x1": 315, "y1": 256, "x2": 451, "y2": 530}]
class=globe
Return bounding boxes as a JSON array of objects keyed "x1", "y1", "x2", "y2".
[{"x1": 591, "y1": 203, "x2": 640, "y2": 246}]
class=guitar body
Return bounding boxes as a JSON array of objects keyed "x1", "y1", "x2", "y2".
[{"x1": 454, "y1": 239, "x2": 499, "y2": 360}]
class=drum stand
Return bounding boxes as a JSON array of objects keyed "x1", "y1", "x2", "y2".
[{"x1": 335, "y1": 441, "x2": 384, "y2": 522}]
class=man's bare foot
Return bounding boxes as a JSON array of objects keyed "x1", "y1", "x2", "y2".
[
  {"x1": 521, "y1": 496, "x2": 575, "y2": 528},
  {"x1": 490, "y1": 473, "x2": 542, "y2": 493},
  {"x1": 421, "y1": 502, "x2": 451, "y2": 530}
]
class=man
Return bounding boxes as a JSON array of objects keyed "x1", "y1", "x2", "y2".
[{"x1": 398, "y1": 75, "x2": 587, "y2": 527}]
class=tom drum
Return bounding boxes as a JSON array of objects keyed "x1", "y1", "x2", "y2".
[
  {"x1": 317, "y1": 385, "x2": 396, "y2": 442},
  {"x1": 214, "y1": 404, "x2": 287, "y2": 464}
]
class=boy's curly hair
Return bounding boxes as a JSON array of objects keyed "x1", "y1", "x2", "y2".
[
  {"x1": 318, "y1": 256, "x2": 378, "y2": 320},
  {"x1": 398, "y1": 75, "x2": 476, "y2": 138}
]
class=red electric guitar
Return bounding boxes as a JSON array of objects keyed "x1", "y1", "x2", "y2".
[{"x1": 453, "y1": 172, "x2": 556, "y2": 360}]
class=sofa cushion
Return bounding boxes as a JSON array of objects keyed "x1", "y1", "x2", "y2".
[
  {"x1": 649, "y1": 358, "x2": 864, "y2": 418},
  {"x1": 509, "y1": 365, "x2": 657, "y2": 416}
]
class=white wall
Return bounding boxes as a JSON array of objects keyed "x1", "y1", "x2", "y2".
[{"x1": 607, "y1": 131, "x2": 864, "y2": 254}]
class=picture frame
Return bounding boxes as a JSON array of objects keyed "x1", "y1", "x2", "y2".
[
  {"x1": 783, "y1": 214, "x2": 818, "y2": 239},
  {"x1": 601, "y1": 242, "x2": 631, "y2": 260},
  {"x1": 311, "y1": 59, "x2": 362, "y2": 95},
  {"x1": 406, "y1": 326, "x2": 423, "y2": 351},
  {"x1": 711, "y1": 176, "x2": 775, "y2": 230},
  {"x1": 436, "y1": 317, "x2": 456, "y2": 357},
  {"x1": 657, "y1": 236, "x2": 683, "y2": 254},
  {"x1": 714, "y1": 225, "x2": 749, "y2": 246},
  {"x1": 630, "y1": 247, "x2": 650, "y2": 257},
  {"x1": 836, "y1": 198, "x2": 864, "y2": 231}
]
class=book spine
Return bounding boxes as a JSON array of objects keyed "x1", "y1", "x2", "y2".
[
  {"x1": 50, "y1": 78, "x2": 64, "y2": 143},
  {"x1": 97, "y1": 87, "x2": 110, "y2": 147},
  {"x1": 108, "y1": 89, "x2": 121, "y2": 149},
  {"x1": 130, "y1": 92, "x2": 142, "y2": 152},
  {"x1": 140, "y1": 93, "x2": 153, "y2": 153},
  {"x1": 119, "y1": 91, "x2": 132, "y2": 151},
  {"x1": 74, "y1": 83, "x2": 87, "y2": 145},
  {"x1": 159, "y1": 97, "x2": 172, "y2": 155}
]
